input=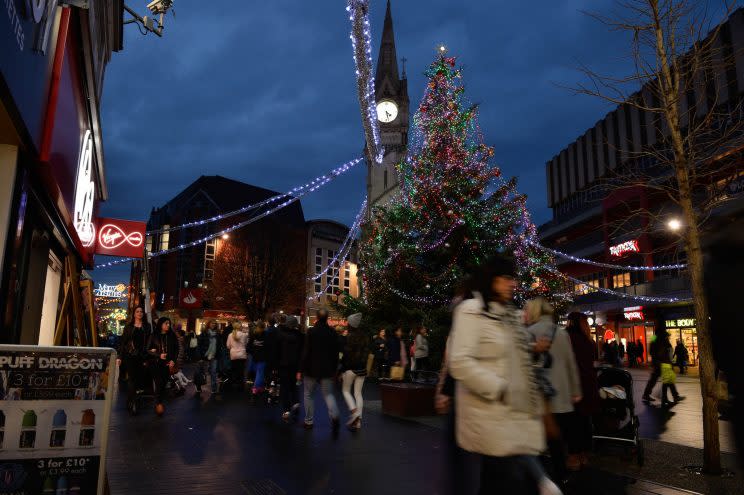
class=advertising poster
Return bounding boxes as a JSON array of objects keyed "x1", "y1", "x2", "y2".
[{"x1": 0, "y1": 346, "x2": 116, "y2": 495}]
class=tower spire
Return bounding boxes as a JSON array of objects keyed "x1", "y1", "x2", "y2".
[{"x1": 375, "y1": 0, "x2": 399, "y2": 91}]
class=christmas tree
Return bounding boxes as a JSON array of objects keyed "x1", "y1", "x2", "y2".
[{"x1": 359, "y1": 54, "x2": 559, "y2": 311}]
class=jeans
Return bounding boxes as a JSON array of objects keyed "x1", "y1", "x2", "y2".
[
  {"x1": 479, "y1": 455, "x2": 540, "y2": 495},
  {"x1": 643, "y1": 363, "x2": 661, "y2": 398},
  {"x1": 207, "y1": 359, "x2": 219, "y2": 393},
  {"x1": 661, "y1": 383, "x2": 680, "y2": 404},
  {"x1": 341, "y1": 370, "x2": 365, "y2": 417},
  {"x1": 279, "y1": 367, "x2": 299, "y2": 412},
  {"x1": 303, "y1": 376, "x2": 339, "y2": 424},
  {"x1": 151, "y1": 362, "x2": 169, "y2": 403},
  {"x1": 124, "y1": 357, "x2": 146, "y2": 405},
  {"x1": 252, "y1": 361, "x2": 266, "y2": 390},
  {"x1": 231, "y1": 359, "x2": 246, "y2": 390}
]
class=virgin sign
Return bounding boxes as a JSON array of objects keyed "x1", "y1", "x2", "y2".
[{"x1": 94, "y1": 218, "x2": 147, "y2": 258}]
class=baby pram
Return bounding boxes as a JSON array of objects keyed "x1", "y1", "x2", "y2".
[{"x1": 592, "y1": 366, "x2": 644, "y2": 466}]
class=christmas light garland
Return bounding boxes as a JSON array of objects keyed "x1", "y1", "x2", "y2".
[
  {"x1": 548, "y1": 266, "x2": 688, "y2": 303},
  {"x1": 532, "y1": 242, "x2": 687, "y2": 272},
  {"x1": 94, "y1": 258, "x2": 135, "y2": 269},
  {"x1": 308, "y1": 215, "x2": 365, "y2": 301},
  {"x1": 307, "y1": 197, "x2": 367, "y2": 282},
  {"x1": 147, "y1": 157, "x2": 363, "y2": 235},
  {"x1": 347, "y1": 0, "x2": 383, "y2": 164}
]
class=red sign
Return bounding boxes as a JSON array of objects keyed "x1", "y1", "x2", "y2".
[
  {"x1": 623, "y1": 306, "x2": 645, "y2": 321},
  {"x1": 609, "y1": 239, "x2": 639, "y2": 257},
  {"x1": 179, "y1": 289, "x2": 203, "y2": 309},
  {"x1": 94, "y1": 218, "x2": 146, "y2": 258}
]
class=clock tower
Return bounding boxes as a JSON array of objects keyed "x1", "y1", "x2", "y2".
[{"x1": 367, "y1": 0, "x2": 409, "y2": 214}]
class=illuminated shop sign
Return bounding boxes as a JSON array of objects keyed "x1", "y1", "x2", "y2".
[
  {"x1": 665, "y1": 318, "x2": 696, "y2": 328},
  {"x1": 73, "y1": 130, "x2": 96, "y2": 248},
  {"x1": 94, "y1": 218, "x2": 147, "y2": 258},
  {"x1": 94, "y1": 284, "x2": 128, "y2": 298},
  {"x1": 609, "y1": 239, "x2": 639, "y2": 257},
  {"x1": 624, "y1": 306, "x2": 644, "y2": 321}
]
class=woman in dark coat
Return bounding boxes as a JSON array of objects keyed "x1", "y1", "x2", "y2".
[
  {"x1": 117, "y1": 306, "x2": 152, "y2": 410},
  {"x1": 565, "y1": 312, "x2": 600, "y2": 471},
  {"x1": 147, "y1": 317, "x2": 180, "y2": 415}
]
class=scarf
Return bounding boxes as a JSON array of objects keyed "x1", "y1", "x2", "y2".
[
  {"x1": 483, "y1": 298, "x2": 541, "y2": 417},
  {"x1": 206, "y1": 330, "x2": 217, "y2": 360}
]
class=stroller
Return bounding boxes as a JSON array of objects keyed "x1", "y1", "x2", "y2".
[{"x1": 592, "y1": 366, "x2": 644, "y2": 466}]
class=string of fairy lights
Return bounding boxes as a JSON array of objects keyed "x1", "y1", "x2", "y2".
[
  {"x1": 532, "y1": 242, "x2": 688, "y2": 271},
  {"x1": 347, "y1": 0, "x2": 384, "y2": 164}
]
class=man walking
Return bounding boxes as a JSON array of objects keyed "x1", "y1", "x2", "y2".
[
  {"x1": 299, "y1": 309, "x2": 341, "y2": 431},
  {"x1": 277, "y1": 315, "x2": 304, "y2": 422},
  {"x1": 642, "y1": 331, "x2": 662, "y2": 403}
]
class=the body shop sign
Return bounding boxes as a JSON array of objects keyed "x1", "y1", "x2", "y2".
[{"x1": 94, "y1": 218, "x2": 146, "y2": 258}]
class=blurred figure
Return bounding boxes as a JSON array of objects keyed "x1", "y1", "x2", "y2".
[
  {"x1": 448, "y1": 256, "x2": 556, "y2": 495},
  {"x1": 386, "y1": 327, "x2": 408, "y2": 377},
  {"x1": 673, "y1": 339, "x2": 688, "y2": 375},
  {"x1": 340, "y1": 313, "x2": 368, "y2": 431},
  {"x1": 248, "y1": 321, "x2": 268, "y2": 395},
  {"x1": 197, "y1": 320, "x2": 224, "y2": 396},
  {"x1": 299, "y1": 309, "x2": 340, "y2": 430},
  {"x1": 642, "y1": 331, "x2": 662, "y2": 404},
  {"x1": 657, "y1": 332, "x2": 684, "y2": 408},
  {"x1": 372, "y1": 329, "x2": 387, "y2": 378},
  {"x1": 277, "y1": 316, "x2": 304, "y2": 422},
  {"x1": 118, "y1": 306, "x2": 152, "y2": 412},
  {"x1": 636, "y1": 339, "x2": 644, "y2": 365},
  {"x1": 626, "y1": 340, "x2": 637, "y2": 368},
  {"x1": 414, "y1": 325, "x2": 430, "y2": 372},
  {"x1": 525, "y1": 298, "x2": 581, "y2": 485},
  {"x1": 565, "y1": 312, "x2": 600, "y2": 471},
  {"x1": 147, "y1": 317, "x2": 179, "y2": 415},
  {"x1": 226, "y1": 321, "x2": 249, "y2": 391}
]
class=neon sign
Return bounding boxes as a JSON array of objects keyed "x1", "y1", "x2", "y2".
[
  {"x1": 94, "y1": 284, "x2": 127, "y2": 298},
  {"x1": 73, "y1": 130, "x2": 96, "y2": 248},
  {"x1": 94, "y1": 218, "x2": 147, "y2": 258},
  {"x1": 610, "y1": 239, "x2": 639, "y2": 257},
  {"x1": 624, "y1": 306, "x2": 644, "y2": 321},
  {"x1": 98, "y1": 224, "x2": 144, "y2": 250}
]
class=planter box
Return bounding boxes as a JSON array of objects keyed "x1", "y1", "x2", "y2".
[{"x1": 380, "y1": 382, "x2": 436, "y2": 417}]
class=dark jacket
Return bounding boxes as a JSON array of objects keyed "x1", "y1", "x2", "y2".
[
  {"x1": 248, "y1": 332, "x2": 267, "y2": 362},
  {"x1": 342, "y1": 328, "x2": 371, "y2": 374},
  {"x1": 372, "y1": 336, "x2": 386, "y2": 360},
  {"x1": 277, "y1": 326, "x2": 304, "y2": 369},
  {"x1": 197, "y1": 330, "x2": 224, "y2": 361},
  {"x1": 264, "y1": 325, "x2": 280, "y2": 370},
  {"x1": 567, "y1": 326, "x2": 600, "y2": 416},
  {"x1": 118, "y1": 322, "x2": 152, "y2": 360},
  {"x1": 300, "y1": 322, "x2": 339, "y2": 378},
  {"x1": 147, "y1": 330, "x2": 180, "y2": 364},
  {"x1": 386, "y1": 335, "x2": 403, "y2": 364}
]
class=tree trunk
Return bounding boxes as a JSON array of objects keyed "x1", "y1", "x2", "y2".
[{"x1": 649, "y1": 0, "x2": 720, "y2": 472}]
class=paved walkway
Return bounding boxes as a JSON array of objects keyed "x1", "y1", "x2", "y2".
[{"x1": 104, "y1": 369, "x2": 740, "y2": 495}]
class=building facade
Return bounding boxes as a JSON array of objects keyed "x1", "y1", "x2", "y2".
[
  {"x1": 367, "y1": 0, "x2": 409, "y2": 213},
  {"x1": 305, "y1": 220, "x2": 360, "y2": 326},
  {"x1": 145, "y1": 175, "x2": 307, "y2": 332},
  {"x1": 539, "y1": 9, "x2": 744, "y2": 367},
  {"x1": 0, "y1": 1, "x2": 123, "y2": 345}
]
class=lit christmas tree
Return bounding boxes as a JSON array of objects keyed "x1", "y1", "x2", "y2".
[{"x1": 360, "y1": 54, "x2": 560, "y2": 311}]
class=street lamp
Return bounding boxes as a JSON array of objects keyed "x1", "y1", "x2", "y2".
[
  {"x1": 667, "y1": 218, "x2": 682, "y2": 232},
  {"x1": 222, "y1": 234, "x2": 230, "y2": 240}
]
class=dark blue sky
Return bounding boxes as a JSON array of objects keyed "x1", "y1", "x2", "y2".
[{"x1": 91, "y1": 0, "x2": 637, "y2": 285}]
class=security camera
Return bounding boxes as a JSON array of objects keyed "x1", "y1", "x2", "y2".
[{"x1": 146, "y1": 0, "x2": 173, "y2": 15}]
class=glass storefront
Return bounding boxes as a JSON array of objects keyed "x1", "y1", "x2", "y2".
[{"x1": 665, "y1": 318, "x2": 698, "y2": 366}]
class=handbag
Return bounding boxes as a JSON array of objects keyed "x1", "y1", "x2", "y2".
[
  {"x1": 390, "y1": 365, "x2": 404, "y2": 381},
  {"x1": 661, "y1": 363, "x2": 676, "y2": 384}
]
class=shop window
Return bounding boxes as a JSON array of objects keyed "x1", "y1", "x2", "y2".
[
  {"x1": 160, "y1": 226, "x2": 170, "y2": 250},
  {"x1": 613, "y1": 272, "x2": 631, "y2": 288}
]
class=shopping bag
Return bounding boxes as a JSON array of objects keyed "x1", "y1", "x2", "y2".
[
  {"x1": 390, "y1": 365, "x2": 404, "y2": 381},
  {"x1": 661, "y1": 363, "x2": 676, "y2": 384}
]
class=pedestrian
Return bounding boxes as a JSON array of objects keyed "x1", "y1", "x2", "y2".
[
  {"x1": 658, "y1": 332, "x2": 685, "y2": 407},
  {"x1": 299, "y1": 309, "x2": 341, "y2": 430},
  {"x1": 618, "y1": 340, "x2": 626, "y2": 368},
  {"x1": 226, "y1": 321, "x2": 249, "y2": 391},
  {"x1": 264, "y1": 313, "x2": 282, "y2": 404},
  {"x1": 197, "y1": 320, "x2": 224, "y2": 396},
  {"x1": 565, "y1": 312, "x2": 600, "y2": 471},
  {"x1": 448, "y1": 255, "x2": 557, "y2": 495},
  {"x1": 340, "y1": 313, "x2": 368, "y2": 431},
  {"x1": 372, "y1": 329, "x2": 387, "y2": 378},
  {"x1": 186, "y1": 328, "x2": 198, "y2": 362},
  {"x1": 525, "y1": 298, "x2": 582, "y2": 485},
  {"x1": 386, "y1": 326, "x2": 408, "y2": 380},
  {"x1": 248, "y1": 320, "x2": 268, "y2": 395},
  {"x1": 147, "y1": 317, "x2": 179, "y2": 416},
  {"x1": 626, "y1": 341, "x2": 636, "y2": 368},
  {"x1": 117, "y1": 306, "x2": 153, "y2": 412},
  {"x1": 414, "y1": 325, "x2": 430, "y2": 372},
  {"x1": 673, "y1": 339, "x2": 688, "y2": 375},
  {"x1": 277, "y1": 315, "x2": 304, "y2": 422},
  {"x1": 642, "y1": 331, "x2": 662, "y2": 403}
]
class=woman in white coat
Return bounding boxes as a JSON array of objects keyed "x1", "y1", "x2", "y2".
[
  {"x1": 448, "y1": 256, "x2": 555, "y2": 495},
  {"x1": 226, "y1": 322, "x2": 249, "y2": 391}
]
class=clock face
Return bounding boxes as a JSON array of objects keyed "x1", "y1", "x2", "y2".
[{"x1": 376, "y1": 100, "x2": 398, "y2": 123}]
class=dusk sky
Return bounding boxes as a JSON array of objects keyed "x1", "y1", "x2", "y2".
[{"x1": 91, "y1": 0, "x2": 648, "y2": 285}]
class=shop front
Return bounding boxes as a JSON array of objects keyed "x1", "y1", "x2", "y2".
[
  {"x1": 0, "y1": 4, "x2": 121, "y2": 346},
  {"x1": 664, "y1": 316, "x2": 698, "y2": 367}
]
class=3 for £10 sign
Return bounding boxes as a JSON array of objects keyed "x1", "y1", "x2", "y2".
[{"x1": 94, "y1": 218, "x2": 146, "y2": 258}]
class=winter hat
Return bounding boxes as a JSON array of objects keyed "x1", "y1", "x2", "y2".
[
  {"x1": 285, "y1": 316, "x2": 298, "y2": 329},
  {"x1": 347, "y1": 313, "x2": 362, "y2": 329}
]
